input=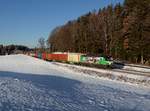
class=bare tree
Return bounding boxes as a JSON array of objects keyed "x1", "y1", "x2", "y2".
[{"x1": 38, "y1": 37, "x2": 45, "y2": 52}]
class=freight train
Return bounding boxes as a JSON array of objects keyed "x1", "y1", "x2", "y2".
[{"x1": 27, "y1": 52, "x2": 113, "y2": 68}]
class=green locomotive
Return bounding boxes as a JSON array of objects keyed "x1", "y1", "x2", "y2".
[{"x1": 80, "y1": 55, "x2": 113, "y2": 66}]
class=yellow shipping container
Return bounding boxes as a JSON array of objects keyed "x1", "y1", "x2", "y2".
[{"x1": 68, "y1": 53, "x2": 82, "y2": 63}]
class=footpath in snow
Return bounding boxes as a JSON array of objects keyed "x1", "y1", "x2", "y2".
[{"x1": 0, "y1": 54, "x2": 149, "y2": 111}]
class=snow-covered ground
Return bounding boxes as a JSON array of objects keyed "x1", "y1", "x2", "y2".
[{"x1": 0, "y1": 54, "x2": 150, "y2": 111}]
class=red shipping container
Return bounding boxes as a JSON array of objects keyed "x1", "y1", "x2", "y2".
[
  {"x1": 47, "y1": 54, "x2": 52, "y2": 60},
  {"x1": 51, "y1": 54, "x2": 68, "y2": 61},
  {"x1": 42, "y1": 53, "x2": 47, "y2": 60},
  {"x1": 34, "y1": 53, "x2": 38, "y2": 58}
]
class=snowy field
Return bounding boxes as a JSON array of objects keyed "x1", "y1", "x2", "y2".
[{"x1": 0, "y1": 54, "x2": 150, "y2": 111}]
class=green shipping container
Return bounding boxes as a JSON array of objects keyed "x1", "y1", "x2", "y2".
[
  {"x1": 80, "y1": 55, "x2": 87, "y2": 62},
  {"x1": 37, "y1": 53, "x2": 42, "y2": 59}
]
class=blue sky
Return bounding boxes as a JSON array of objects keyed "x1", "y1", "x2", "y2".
[{"x1": 0, "y1": 0, "x2": 124, "y2": 48}]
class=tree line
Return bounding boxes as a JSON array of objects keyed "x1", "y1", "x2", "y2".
[
  {"x1": 0, "y1": 44, "x2": 30, "y2": 55},
  {"x1": 47, "y1": 0, "x2": 150, "y2": 65}
]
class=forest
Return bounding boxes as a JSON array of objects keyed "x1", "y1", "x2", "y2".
[
  {"x1": 47, "y1": 0, "x2": 150, "y2": 65},
  {"x1": 0, "y1": 44, "x2": 29, "y2": 55}
]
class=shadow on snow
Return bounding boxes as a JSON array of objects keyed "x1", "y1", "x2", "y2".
[{"x1": 0, "y1": 71, "x2": 149, "y2": 111}]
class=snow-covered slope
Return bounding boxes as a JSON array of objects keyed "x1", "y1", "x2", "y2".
[{"x1": 0, "y1": 54, "x2": 150, "y2": 111}]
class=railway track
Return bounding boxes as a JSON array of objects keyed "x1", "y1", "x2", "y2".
[
  {"x1": 113, "y1": 62, "x2": 150, "y2": 73},
  {"x1": 112, "y1": 69, "x2": 150, "y2": 77},
  {"x1": 125, "y1": 63, "x2": 150, "y2": 69}
]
